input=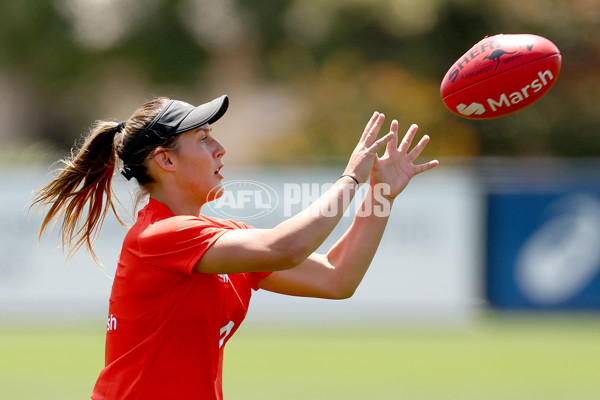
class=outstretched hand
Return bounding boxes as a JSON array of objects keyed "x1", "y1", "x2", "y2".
[{"x1": 371, "y1": 120, "x2": 439, "y2": 199}]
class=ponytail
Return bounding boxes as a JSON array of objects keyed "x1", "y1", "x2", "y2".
[{"x1": 31, "y1": 121, "x2": 128, "y2": 265}]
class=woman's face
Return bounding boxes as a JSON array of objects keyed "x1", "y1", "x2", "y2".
[{"x1": 169, "y1": 124, "x2": 227, "y2": 204}]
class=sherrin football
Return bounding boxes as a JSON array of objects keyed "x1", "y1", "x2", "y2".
[{"x1": 440, "y1": 34, "x2": 561, "y2": 119}]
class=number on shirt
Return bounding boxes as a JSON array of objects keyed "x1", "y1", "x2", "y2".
[{"x1": 219, "y1": 321, "x2": 235, "y2": 348}]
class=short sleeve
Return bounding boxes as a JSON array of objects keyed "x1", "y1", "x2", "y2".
[
  {"x1": 138, "y1": 215, "x2": 229, "y2": 274},
  {"x1": 250, "y1": 271, "x2": 273, "y2": 291}
]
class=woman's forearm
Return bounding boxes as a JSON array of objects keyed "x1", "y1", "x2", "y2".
[
  {"x1": 270, "y1": 177, "x2": 359, "y2": 265},
  {"x1": 325, "y1": 186, "x2": 393, "y2": 296}
]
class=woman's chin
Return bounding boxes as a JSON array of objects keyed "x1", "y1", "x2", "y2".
[{"x1": 205, "y1": 183, "x2": 225, "y2": 202}]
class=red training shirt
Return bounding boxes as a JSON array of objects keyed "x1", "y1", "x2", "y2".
[{"x1": 91, "y1": 198, "x2": 271, "y2": 400}]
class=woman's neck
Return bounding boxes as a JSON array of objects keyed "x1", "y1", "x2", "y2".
[{"x1": 149, "y1": 186, "x2": 203, "y2": 216}]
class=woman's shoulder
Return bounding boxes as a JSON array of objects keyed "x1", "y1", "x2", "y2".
[
  {"x1": 136, "y1": 211, "x2": 252, "y2": 241},
  {"x1": 145, "y1": 212, "x2": 252, "y2": 232},
  {"x1": 196, "y1": 214, "x2": 254, "y2": 230},
  {"x1": 129, "y1": 199, "x2": 253, "y2": 242}
]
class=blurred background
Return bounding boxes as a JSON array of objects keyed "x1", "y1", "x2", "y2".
[{"x1": 1, "y1": 0, "x2": 599, "y2": 399}]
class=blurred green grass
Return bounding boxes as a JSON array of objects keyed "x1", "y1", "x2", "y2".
[{"x1": 2, "y1": 314, "x2": 600, "y2": 400}]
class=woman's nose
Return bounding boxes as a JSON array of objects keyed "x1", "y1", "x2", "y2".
[{"x1": 215, "y1": 141, "x2": 226, "y2": 158}]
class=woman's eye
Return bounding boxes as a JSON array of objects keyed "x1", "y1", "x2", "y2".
[{"x1": 198, "y1": 127, "x2": 212, "y2": 142}]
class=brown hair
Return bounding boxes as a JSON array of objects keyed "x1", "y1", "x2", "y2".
[{"x1": 31, "y1": 96, "x2": 176, "y2": 264}]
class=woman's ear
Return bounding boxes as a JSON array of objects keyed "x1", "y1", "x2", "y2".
[{"x1": 152, "y1": 147, "x2": 177, "y2": 173}]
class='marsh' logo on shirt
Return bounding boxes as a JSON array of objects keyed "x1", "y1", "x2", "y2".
[{"x1": 107, "y1": 314, "x2": 117, "y2": 331}]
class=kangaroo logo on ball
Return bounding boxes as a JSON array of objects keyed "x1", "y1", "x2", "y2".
[{"x1": 484, "y1": 49, "x2": 517, "y2": 70}]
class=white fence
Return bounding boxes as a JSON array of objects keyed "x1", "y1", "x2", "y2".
[{"x1": 0, "y1": 165, "x2": 483, "y2": 327}]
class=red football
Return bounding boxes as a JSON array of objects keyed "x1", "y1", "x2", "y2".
[{"x1": 440, "y1": 34, "x2": 561, "y2": 119}]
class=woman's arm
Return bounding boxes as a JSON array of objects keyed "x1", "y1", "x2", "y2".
[
  {"x1": 257, "y1": 122, "x2": 438, "y2": 298},
  {"x1": 195, "y1": 113, "x2": 394, "y2": 275},
  {"x1": 257, "y1": 188, "x2": 392, "y2": 299}
]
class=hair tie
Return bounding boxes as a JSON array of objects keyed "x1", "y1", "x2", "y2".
[
  {"x1": 117, "y1": 121, "x2": 126, "y2": 131},
  {"x1": 121, "y1": 165, "x2": 134, "y2": 181}
]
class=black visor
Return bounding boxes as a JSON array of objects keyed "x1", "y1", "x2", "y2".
[{"x1": 122, "y1": 95, "x2": 229, "y2": 168}]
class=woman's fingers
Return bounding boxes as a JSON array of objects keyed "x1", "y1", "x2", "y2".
[
  {"x1": 405, "y1": 132, "x2": 439, "y2": 174},
  {"x1": 413, "y1": 159, "x2": 440, "y2": 175},
  {"x1": 361, "y1": 112, "x2": 385, "y2": 146},
  {"x1": 369, "y1": 131, "x2": 394, "y2": 154},
  {"x1": 398, "y1": 124, "x2": 418, "y2": 153},
  {"x1": 385, "y1": 120, "x2": 399, "y2": 156},
  {"x1": 359, "y1": 112, "x2": 378, "y2": 142},
  {"x1": 407, "y1": 134, "x2": 431, "y2": 162}
]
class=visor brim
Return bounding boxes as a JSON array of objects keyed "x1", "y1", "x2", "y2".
[{"x1": 176, "y1": 95, "x2": 229, "y2": 134}]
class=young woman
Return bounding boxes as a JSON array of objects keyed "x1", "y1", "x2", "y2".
[{"x1": 32, "y1": 95, "x2": 438, "y2": 399}]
